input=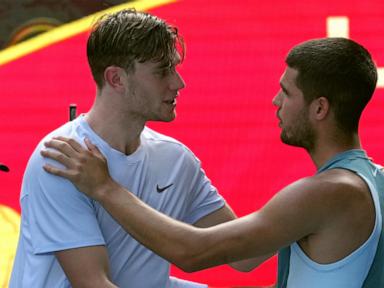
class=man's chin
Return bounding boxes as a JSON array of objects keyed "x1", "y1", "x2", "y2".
[
  {"x1": 280, "y1": 134, "x2": 300, "y2": 147},
  {"x1": 280, "y1": 134, "x2": 313, "y2": 151},
  {"x1": 165, "y1": 111, "x2": 177, "y2": 122},
  {"x1": 280, "y1": 132, "x2": 290, "y2": 145},
  {"x1": 163, "y1": 114, "x2": 176, "y2": 122},
  {"x1": 149, "y1": 113, "x2": 177, "y2": 123}
]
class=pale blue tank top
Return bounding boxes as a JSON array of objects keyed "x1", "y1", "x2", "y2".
[{"x1": 278, "y1": 150, "x2": 384, "y2": 287}]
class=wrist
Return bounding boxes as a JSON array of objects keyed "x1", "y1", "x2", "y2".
[{"x1": 94, "y1": 178, "x2": 119, "y2": 202}]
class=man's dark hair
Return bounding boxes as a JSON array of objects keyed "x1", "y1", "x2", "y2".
[
  {"x1": 286, "y1": 37, "x2": 377, "y2": 133},
  {"x1": 87, "y1": 8, "x2": 184, "y2": 88}
]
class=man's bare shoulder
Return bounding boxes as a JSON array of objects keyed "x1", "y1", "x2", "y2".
[
  {"x1": 270, "y1": 168, "x2": 372, "y2": 227},
  {"x1": 245, "y1": 167, "x2": 375, "y2": 257},
  {"x1": 276, "y1": 168, "x2": 367, "y2": 202},
  {"x1": 294, "y1": 169, "x2": 375, "y2": 262},
  {"x1": 312, "y1": 168, "x2": 370, "y2": 199}
]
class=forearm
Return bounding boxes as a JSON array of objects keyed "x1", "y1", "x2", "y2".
[
  {"x1": 96, "y1": 180, "x2": 279, "y2": 272},
  {"x1": 193, "y1": 205, "x2": 274, "y2": 272},
  {"x1": 229, "y1": 252, "x2": 275, "y2": 272},
  {"x1": 96, "y1": 180, "x2": 218, "y2": 271}
]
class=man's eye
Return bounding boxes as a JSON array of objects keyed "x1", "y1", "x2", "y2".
[
  {"x1": 158, "y1": 67, "x2": 175, "y2": 77},
  {"x1": 161, "y1": 69, "x2": 171, "y2": 76}
]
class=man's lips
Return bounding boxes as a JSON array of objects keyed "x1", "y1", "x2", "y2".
[
  {"x1": 276, "y1": 112, "x2": 282, "y2": 127},
  {"x1": 163, "y1": 98, "x2": 177, "y2": 105}
]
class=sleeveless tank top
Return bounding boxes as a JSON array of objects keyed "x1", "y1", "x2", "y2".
[{"x1": 277, "y1": 150, "x2": 384, "y2": 287}]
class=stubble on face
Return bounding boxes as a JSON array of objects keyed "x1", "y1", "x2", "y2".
[
  {"x1": 280, "y1": 106, "x2": 315, "y2": 152},
  {"x1": 120, "y1": 54, "x2": 183, "y2": 124}
]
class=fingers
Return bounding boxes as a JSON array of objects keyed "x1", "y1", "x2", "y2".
[
  {"x1": 52, "y1": 136, "x2": 84, "y2": 153},
  {"x1": 42, "y1": 137, "x2": 104, "y2": 165},
  {"x1": 43, "y1": 139, "x2": 76, "y2": 159},
  {"x1": 84, "y1": 138, "x2": 102, "y2": 157},
  {"x1": 41, "y1": 147, "x2": 72, "y2": 168},
  {"x1": 42, "y1": 163, "x2": 72, "y2": 179}
]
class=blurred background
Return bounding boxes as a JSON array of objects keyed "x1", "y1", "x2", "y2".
[
  {"x1": 0, "y1": 0, "x2": 129, "y2": 49},
  {"x1": 1, "y1": 0, "x2": 383, "y2": 287}
]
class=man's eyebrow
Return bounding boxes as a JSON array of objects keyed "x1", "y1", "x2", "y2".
[
  {"x1": 154, "y1": 53, "x2": 182, "y2": 71},
  {"x1": 154, "y1": 61, "x2": 171, "y2": 70}
]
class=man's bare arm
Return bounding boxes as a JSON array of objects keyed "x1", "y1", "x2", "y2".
[
  {"x1": 56, "y1": 245, "x2": 117, "y2": 288},
  {"x1": 193, "y1": 204, "x2": 275, "y2": 272},
  {"x1": 41, "y1": 137, "x2": 326, "y2": 272}
]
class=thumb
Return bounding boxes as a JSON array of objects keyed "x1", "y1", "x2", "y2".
[{"x1": 84, "y1": 138, "x2": 102, "y2": 156}]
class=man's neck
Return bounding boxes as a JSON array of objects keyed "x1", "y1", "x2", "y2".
[
  {"x1": 84, "y1": 107, "x2": 145, "y2": 156},
  {"x1": 309, "y1": 133, "x2": 361, "y2": 169}
]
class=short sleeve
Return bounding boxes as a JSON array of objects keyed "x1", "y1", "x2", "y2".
[
  {"x1": 182, "y1": 157, "x2": 225, "y2": 224},
  {"x1": 23, "y1": 144, "x2": 105, "y2": 254}
]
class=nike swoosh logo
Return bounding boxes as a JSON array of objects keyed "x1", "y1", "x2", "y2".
[{"x1": 156, "y1": 183, "x2": 173, "y2": 193}]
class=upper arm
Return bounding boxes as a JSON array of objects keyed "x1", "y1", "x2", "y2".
[
  {"x1": 194, "y1": 177, "x2": 329, "y2": 265},
  {"x1": 183, "y1": 173, "x2": 366, "y2": 271},
  {"x1": 26, "y1": 146, "x2": 105, "y2": 254},
  {"x1": 56, "y1": 246, "x2": 117, "y2": 288},
  {"x1": 236, "y1": 178, "x2": 326, "y2": 256},
  {"x1": 251, "y1": 172, "x2": 365, "y2": 252}
]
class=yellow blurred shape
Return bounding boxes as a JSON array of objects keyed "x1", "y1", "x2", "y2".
[
  {"x1": 377, "y1": 67, "x2": 384, "y2": 88},
  {"x1": 0, "y1": 205, "x2": 20, "y2": 288}
]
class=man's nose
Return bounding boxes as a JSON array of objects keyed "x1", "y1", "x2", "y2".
[
  {"x1": 272, "y1": 91, "x2": 282, "y2": 107},
  {"x1": 170, "y1": 71, "x2": 185, "y2": 90}
]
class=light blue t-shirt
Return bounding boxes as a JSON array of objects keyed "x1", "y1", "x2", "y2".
[{"x1": 10, "y1": 115, "x2": 225, "y2": 288}]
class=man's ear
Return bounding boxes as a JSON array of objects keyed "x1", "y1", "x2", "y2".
[
  {"x1": 104, "y1": 66, "x2": 125, "y2": 92},
  {"x1": 311, "y1": 96, "x2": 330, "y2": 121}
]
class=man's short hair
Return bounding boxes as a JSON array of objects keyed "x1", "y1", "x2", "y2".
[
  {"x1": 87, "y1": 8, "x2": 184, "y2": 88},
  {"x1": 286, "y1": 38, "x2": 377, "y2": 132}
]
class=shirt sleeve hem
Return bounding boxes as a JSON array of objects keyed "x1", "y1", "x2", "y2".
[
  {"x1": 33, "y1": 238, "x2": 106, "y2": 255},
  {"x1": 185, "y1": 200, "x2": 226, "y2": 224}
]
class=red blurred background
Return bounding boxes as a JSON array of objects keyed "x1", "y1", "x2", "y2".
[{"x1": 0, "y1": 0, "x2": 383, "y2": 286}]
